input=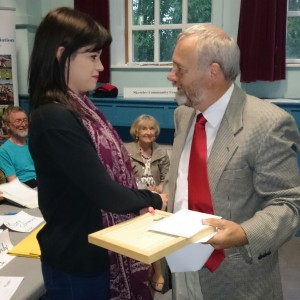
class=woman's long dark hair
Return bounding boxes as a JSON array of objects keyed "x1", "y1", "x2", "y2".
[{"x1": 28, "y1": 7, "x2": 112, "y2": 115}]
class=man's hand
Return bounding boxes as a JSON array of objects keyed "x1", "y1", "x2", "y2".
[
  {"x1": 202, "y1": 218, "x2": 248, "y2": 249},
  {"x1": 158, "y1": 193, "x2": 168, "y2": 211}
]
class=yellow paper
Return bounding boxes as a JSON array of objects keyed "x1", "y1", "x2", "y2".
[{"x1": 8, "y1": 224, "x2": 44, "y2": 258}]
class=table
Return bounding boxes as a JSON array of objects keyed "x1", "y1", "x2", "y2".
[{"x1": 0, "y1": 201, "x2": 45, "y2": 300}]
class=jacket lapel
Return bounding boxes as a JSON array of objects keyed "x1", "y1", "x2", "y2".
[
  {"x1": 208, "y1": 85, "x2": 246, "y2": 194},
  {"x1": 167, "y1": 106, "x2": 195, "y2": 210},
  {"x1": 172, "y1": 106, "x2": 195, "y2": 170}
]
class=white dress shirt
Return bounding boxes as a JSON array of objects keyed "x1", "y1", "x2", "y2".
[{"x1": 173, "y1": 84, "x2": 234, "y2": 212}]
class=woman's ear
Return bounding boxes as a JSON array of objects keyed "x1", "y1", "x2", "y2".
[{"x1": 56, "y1": 46, "x2": 65, "y2": 61}]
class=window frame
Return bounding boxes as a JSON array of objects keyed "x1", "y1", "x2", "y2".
[
  {"x1": 125, "y1": 1, "x2": 300, "y2": 68},
  {"x1": 286, "y1": 2, "x2": 300, "y2": 65},
  {"x1": 126, "y1": 0, "x2": 211, "y2": 65}
]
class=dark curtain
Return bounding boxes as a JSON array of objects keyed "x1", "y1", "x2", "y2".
[
  {"x1": 237, "y1": 0, "x2": 287, "y2": 82},
  {"x1": 74, "y1": 0, "x2": 111, "y2": 83}
]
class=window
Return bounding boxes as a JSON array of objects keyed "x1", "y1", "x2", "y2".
[
  {"x1": 127, "y1": 0, "x2": 212, "y2": 65},
  {"x1": 287, "y1": 0, "x2": 300, "y2": 63}
]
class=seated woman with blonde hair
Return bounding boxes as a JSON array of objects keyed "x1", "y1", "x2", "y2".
[
  {"x1": 125, "y1": 114, "x2": 170, "y2": 192},
  {"x1": 125, "y1": 114, "x2": 170, "y2": 293}
]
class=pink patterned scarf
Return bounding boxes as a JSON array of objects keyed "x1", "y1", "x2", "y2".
[{"x1": 69, "y1": 90, "x2": 152, "y2": 300}]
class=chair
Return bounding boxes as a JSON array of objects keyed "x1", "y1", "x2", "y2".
[{"x1": 0, "y1": 169, "x2": 6, "y2": 184}]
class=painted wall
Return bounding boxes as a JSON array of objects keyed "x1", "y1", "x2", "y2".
[
  {"x1": 1, "y1": 0, "x2": 299, "y2": 99},
  {"x1": 0, "y1": 0, "x2": 73, "y2": 94}
]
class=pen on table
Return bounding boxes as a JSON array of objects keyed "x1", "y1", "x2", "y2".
[{"x1": 5, "y1": 212, "x2": 18, "y2": 215}]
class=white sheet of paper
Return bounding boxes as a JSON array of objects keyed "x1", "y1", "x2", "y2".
[
  {"x1": 0, "y1": 215, "x2": 16, "y2": 228},
  {"x1": 0, "y1": 230, "x2": 15, "y2": 270},
  {"x1": 4, "y1": 211, "x2": 43, "y2": 233},
  {"x1": 166, "y1": 241, "x2": 214, "y2": 272},
  {"x1": 0, "y1": 178, "x2": 38, "y2": 209},
  {"x1": 0, "y1": 276, "x2": 24, "y2": 300},
  {"x1": 149, "y1": 209, "x2": 221, "y2": 238}
]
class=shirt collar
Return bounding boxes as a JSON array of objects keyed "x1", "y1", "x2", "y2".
[{"x1": 200, "y1": 83, "x2": 234, "y2": 128}]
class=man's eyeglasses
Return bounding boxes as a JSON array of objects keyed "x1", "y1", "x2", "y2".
[{"x1": 8, "y1": 118, "x2": 28, "y2": 126}]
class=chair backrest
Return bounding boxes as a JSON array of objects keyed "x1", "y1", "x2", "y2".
[
  {"x1": 160, "y1": 144, "x2": 173, "y2": 160},
  {"x1": 0, "y1": 169, "x2": 6, "y2": 184}
]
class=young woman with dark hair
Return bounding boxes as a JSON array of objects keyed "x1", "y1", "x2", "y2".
[{"x1": 28, "y1": 7, "x2": 167, "y2": 300}]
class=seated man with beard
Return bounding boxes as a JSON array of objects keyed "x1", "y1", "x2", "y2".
[{"x1": 0, "y1": 105, "x2": 37, "y2": 188}]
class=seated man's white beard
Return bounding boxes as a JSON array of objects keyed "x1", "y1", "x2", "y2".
[{"x1": 15, "y1": 129, "x2": 28, "y2": 138}]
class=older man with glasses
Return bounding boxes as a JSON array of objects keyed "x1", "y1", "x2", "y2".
[{"x1": 0, "y1": 105, "x2": 37, "y2": 188}]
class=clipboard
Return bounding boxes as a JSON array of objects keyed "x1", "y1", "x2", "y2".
[{"x1": 88, "y1": 210, "x2": 215, "y2": 264}]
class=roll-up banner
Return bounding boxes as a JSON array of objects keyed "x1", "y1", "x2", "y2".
[{"x1": 0, "y1": 7, "x2": 18, "y2": 109}]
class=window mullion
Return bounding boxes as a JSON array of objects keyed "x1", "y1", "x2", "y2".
[
  {"x1": 154, "y1": 0, "x2": 160, "y2": 63},
  {"x1": 128, "y1": 0, "x2": 133, "y2": 63},
  {"x1": 288, "y1": 11, "x2": 300, "y2": 17},
  {"x1": 182, "y1": 0, "x2": 188, "y2": 27},
  {"x1": 286, "y1": 1, "x2": 300, "y2": 63}
]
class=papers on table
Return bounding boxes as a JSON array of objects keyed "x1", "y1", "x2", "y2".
[
  {"x1": 0, "y1": 178, "x2": 38, "y2": 209},
  {"x1": 0, "y1": 207, "x2": 44, "y2": 262},
  {"x1": 0, "y1": 215, "x2": 16, "y2": 228},
  {"x1": 3, "y1": 211, "x2": 43, "y2": 233},
  {"x1": 8, "y1": 224, "x2": 43, "y2": 258},
  {"x1": 0, "y1": 276, "x2": 23, "y2": 300},
  {"x1": 0, "y1": 211, "x2": 44, "y2": 266},
  {"x1": 0, "y1": 211, "x2": 43, "y2": 299},
  {"x1": 0, "y1": 230, "x2": 15, "y2": 270}
]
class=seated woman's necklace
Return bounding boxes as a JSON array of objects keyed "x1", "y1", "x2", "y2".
[
  {"x1": 138, "y1": 143, "x2": 156, "y2": 187},
  {"x1": 139, "y1": 144, "x2": 152, "y2": 160}
]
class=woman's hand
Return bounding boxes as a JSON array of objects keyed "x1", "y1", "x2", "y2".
[
  {"x1": 0, "y1": 192, "x2": 4, "y2": 202},
  {"x1": 139, "y1": 207, "x2": 155, "y2": 215},
  {"x1": 147, "y1": 184, "x2": 163, "y2": 193},
  {"x1": 139, "y1": 193, "x2": 168, "y2": 215}
]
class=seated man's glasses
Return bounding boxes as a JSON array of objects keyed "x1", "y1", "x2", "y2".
[{"x1": 9, "y1": 118, "x2": 28, "y2": 126}]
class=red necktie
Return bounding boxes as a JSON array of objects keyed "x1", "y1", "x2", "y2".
[{"x1": 188, "y1": 114, "x2": 225, "y2": 272}]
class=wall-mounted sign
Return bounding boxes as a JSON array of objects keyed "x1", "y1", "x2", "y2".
[
  {"x1": 0, "y1": 7, "x2": 18, "y2": 106},
  {"x1": 124, "y1": 87, "x2": 176, "y2": 99}
]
